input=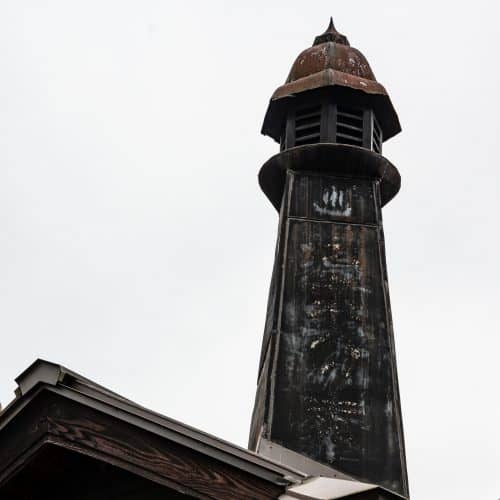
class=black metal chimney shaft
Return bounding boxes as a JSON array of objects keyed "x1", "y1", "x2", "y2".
[{"x1": 249, "y1": 20, "x2": 409, "y2": 498}]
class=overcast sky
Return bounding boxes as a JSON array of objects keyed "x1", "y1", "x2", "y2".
[{"x1": 1, "y1": 2, "x2": 499, "y2": 499}]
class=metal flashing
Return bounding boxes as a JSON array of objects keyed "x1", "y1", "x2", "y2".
[
  {"x1": 258, "y1": 439, "x2": 352, "y2": 481},
  {"x1": 280, "y1": 476, "x2": 376, "y2": 500},
  {"x1": 14, "y1": 359, "x2": 64, "y2": 397}
]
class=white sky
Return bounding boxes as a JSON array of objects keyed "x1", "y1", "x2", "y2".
[{"x1": 1, "y1": 2, "x2": 499, "y2": 499}]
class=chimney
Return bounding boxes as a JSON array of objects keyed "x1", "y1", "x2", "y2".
[{"x1": 249, "y1": 19, "x2": 409, "y2": 498}]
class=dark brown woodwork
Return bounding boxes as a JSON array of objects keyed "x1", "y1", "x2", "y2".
[
  {"x1": 0, "y1": 391, "x2": 52, "y2": 487},
  {"x1": 2, "y1": 444, "x2": 193, "y2": 500},
  {"x1": 0, "y1": 390, "x2": 286, "y2": 500}
]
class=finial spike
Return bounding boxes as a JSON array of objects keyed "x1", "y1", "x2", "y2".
[{"x1": 313, "y1": 17, "x2": 349, "y2": 46}]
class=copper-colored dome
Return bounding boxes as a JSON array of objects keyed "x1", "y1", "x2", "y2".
[
  {"x1": 286, "y1": 42, "x2": 376, "y2": 85},
  {"x1": 262, "y1": 19, "x2": 401, "y2": 143}
]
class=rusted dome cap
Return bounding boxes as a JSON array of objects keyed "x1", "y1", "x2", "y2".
[{"x1": 262, "y1": 19, "x2": 401, "y2": 142}]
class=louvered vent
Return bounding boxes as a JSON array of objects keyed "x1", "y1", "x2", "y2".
[
  {"x1": 336, "y1": 106, "x2": 364, "y2": 147},
  {"x1": 373, "y1": 116, "x2": 382, "y2": 154},
  {"x1": 294, "y1": 106, "x2": 321, "y2": 146}
]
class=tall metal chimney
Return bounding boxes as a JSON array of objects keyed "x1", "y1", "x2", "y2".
[{"x1": 249, "y1": 19, "x2": 409, "y2": 498}]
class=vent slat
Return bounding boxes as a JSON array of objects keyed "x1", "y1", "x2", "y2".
[
  {"x1": 296, "y1": 112, "x2": 320, "y2": 122},
  {"x1": 337, "y1": 122, "x2": 363, "y2": 133},
  {"x1": 294, "y1": 106, "x2": 321, "y2": 146},
  {"x1": 336, "y1": 132, "x2": 363, "y2": 143},
  {"x1": 295, "y1": 107, "x2": 321, "y2": 121},
  {"x1": 290, "y1": 104, "x2": 382, "y2": 152},
  {"x1": 337, "y1": 111, "x2": 363, "y2": 121},
  {"x1": 295, "y1": 121, "x2": 321, "y2": 132},
  {"x1": 296, "y1": 133, "x2": 321, "y2": 143},
  {"x1": 336, "y1": 106, "x2": 364, "y2": 147}
]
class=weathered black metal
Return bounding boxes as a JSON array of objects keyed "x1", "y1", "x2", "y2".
[
  {"x1": 250, "y1": 20, "x2": 409, "y2": 499},
  {"x1": 259, "y1": 144, "x2": 400, "y2": 212},
  {"x1": 279, "y1": 89, "x2": 383, "y2": 153}
]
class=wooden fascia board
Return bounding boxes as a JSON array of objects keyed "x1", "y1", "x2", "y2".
[{"x1": 0, "y1": 387, "x2": 293, "y2": 500}]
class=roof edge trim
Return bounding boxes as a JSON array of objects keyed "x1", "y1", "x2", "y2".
[{"x1": 14, "y1": 359, "x2": 65, "y2": 397}]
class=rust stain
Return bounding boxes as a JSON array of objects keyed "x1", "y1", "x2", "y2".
[{"x1": 261, "y1": 19, "x2": 401, "y2": 144}]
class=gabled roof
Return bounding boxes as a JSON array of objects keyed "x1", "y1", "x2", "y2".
[
  {"x1": 4, "y1": 358, "x2": 303, "y2": 484},
  {"x1": 0, "y1": 360, "x2": 404, "y2": 499}
]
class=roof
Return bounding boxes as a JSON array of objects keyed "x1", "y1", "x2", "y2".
[
  {"x1": 0, "y1": 359, "x2": 405, "y2": 499},
  {"x1": 261, "y1": 19, "x2": 401, "y2": 144}
]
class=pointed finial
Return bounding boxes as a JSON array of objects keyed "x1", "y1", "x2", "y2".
[{"x1": 313, "y1": 17, "x2": 350, "y2": 46}]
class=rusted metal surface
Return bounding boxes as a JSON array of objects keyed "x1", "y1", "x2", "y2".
[
  {"x1": 262, "y1": 20, "x2": 401, "y2": 144},
  {"x1": 284, "y1": 41, "x2": 377, "y2": 88},
  {"x1": 249, "y1": 167, "x2": 409, "y2": 498},
  {"x1": 275, "y1": 68, "x2": 386, "y2": 101}
]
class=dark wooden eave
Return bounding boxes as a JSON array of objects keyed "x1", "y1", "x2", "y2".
[{"x1": 0, "y1": 359, "x2": 305, "y2": 500}]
